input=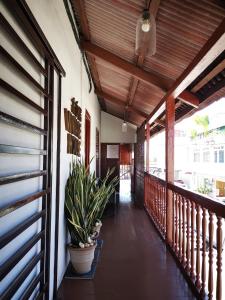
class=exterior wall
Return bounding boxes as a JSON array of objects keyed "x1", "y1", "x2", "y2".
[
  {"x1": 188, "y1": 131, "x2": 225, "y2": 194},
  {"x1": 0, "y1": 0, "x2": 101, "y2": 299},
  {"x1": 101, "y1": 112, "x2": 136, "y2": 143}
]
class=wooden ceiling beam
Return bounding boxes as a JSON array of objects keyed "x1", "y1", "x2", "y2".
[
  {"x1": 102, "y1": 109, "x2": 139, "y2": 127},
  {"x1": 177, "y1": 90, "x2": 199, "y2": 108},
  {"x1": 95, "y1": 89, "x2": 148, "y2": 119},
  {"x1": 145, "y1": 17, "x2": 225, "y2": 125},
  {"x1": 191, "y1": 58, "x2": 225, "y2": 93},
  {"x1": 154, "y1": 119, "x2": 165, "y2": 127},
  {"x1": 81, "y1": 40, "x2": 171, "y2": 92}
]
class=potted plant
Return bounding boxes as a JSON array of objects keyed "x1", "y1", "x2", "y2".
[{"x1": 65, "y1": 159, "x2": 118, "y2": 274}]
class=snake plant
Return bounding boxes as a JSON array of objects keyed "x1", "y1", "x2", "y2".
[{"x1": 65, "y1": 159, "x2": 118, "y2": 247}]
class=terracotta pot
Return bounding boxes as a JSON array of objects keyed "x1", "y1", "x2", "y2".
[{"x1": 68, "y1": 244, "x2": 96, "y2": 274}]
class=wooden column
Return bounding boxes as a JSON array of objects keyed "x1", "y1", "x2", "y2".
[
  {"x1": 146, "y1": 123, "x2": 150, "y2": 173},
  {"x1": 165, "y1": 95, "x2": 175, "y2": 244}
]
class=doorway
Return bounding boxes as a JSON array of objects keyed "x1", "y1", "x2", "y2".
[
  {"x1": 120, "y1": 144, "x2": 133, "y2": 202},
  {"x1": 85, "y1": 110, "x2": 91, "y2": 168}
]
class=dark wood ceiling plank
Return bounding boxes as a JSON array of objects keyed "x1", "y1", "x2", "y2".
[
  {"x1": 71, "y1": 0, "x2": 106, "y2": 110},
  {"x1": 102, "y1": 108, "x2": 140, "y2": 127},
  {"x1": 81, "y1": 40, "x2": 171, "y2": 91},
  {"x1": 126, "y1": 0, "x2": 161, "y2": 109},
  {"x1": 95, "y1": 89, "x2": 148, "y2": 119}
]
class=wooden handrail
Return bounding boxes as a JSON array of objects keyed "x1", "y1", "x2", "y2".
[
  {"x1": 144, "y1": 172, "x2": 166, "y2": 186},
  {"x1": 145, "y1": 172, "x2": 225, "y2": 218},
  {"x1": 144, "y1": 172, "x2": 225, "y2": 299},
  {"x1": 167, "y1": 182, "x2": 225, "y2": 218}
]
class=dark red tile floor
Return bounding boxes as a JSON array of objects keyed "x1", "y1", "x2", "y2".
[{"x1": 57, "y1": 199, "x2": 196, "y2": 300}]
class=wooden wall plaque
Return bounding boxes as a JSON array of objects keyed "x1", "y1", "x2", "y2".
[{"x1": 64, "y1": 98, "x2": 82, "y2": 156}]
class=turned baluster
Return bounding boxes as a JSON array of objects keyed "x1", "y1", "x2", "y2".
[
  {"x1": 161, "y1": 185, "x2": 164, "y2": 230},
  {"x1": 179, "y1": 195, "x2": 182, "y2": 260},
  {"x1": 144, "y1": 176, "x2": 147, "y2": 205},
  {"x1": 160, "y1": 185, "x2": 163, "y2": 230},
  {"x1": 201, "y1": 208, "x2": 206, "y2": 296},
  {"x1": 175, "y1": 193, "x2": 179, "y2": 254},
  {"x1": 191, "y1": 201, "x2": 195, "y2": 280},
  {"x1": 186, "y1": 199, "x2": 190, "y2": 273},
  {"x1": 147, "y1": 177, "x2": 149, "y2": 208},
  {"x1": 163, "y1": 187, "x2": 166, "y2": 233},
  {"x1": 195, "y1": 204, "x2": 201, "y2": 289},
  {"x1": 208, "y1": 212, "x2": 214, "y2": 300},
  {"x1": 150, "y1": 178, "x2": 153, "y2": 212},
  {"x1": 182, "y1": 197, "x2": 186, "y2": 266},
  {"x1": 216, "y1": 217, "x2": 222, "y2": 300},
  {"x1": 157, "y1": 183, "x2": 160, "y2": 225},
  {"x1": 152, "y1": 181, "x2": 155, "y2": 218},
  {"x1": 172, "y1": 192, "x2": 175, "y2": 249},
  {"x1": 154, "y1": 182, "x2": 157, "y2": 220}
]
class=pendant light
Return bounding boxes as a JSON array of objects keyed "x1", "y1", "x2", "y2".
[
  {"x1": 122, "y1": 110, "x2": 128, "y2": 133},
  {"x1": 135, "y1": 8, "x2": 156, "y2": 56},
  {"x1": 122, "y1": 121, "x2": 127, "y2": 133}
]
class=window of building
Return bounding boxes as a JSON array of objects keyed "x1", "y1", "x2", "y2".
[
  {"x1": 203, "y1": 151, "x2": 210, "y2": 162},
  {"x1": 194, "y1": 152, "x2": 200, "y2": 162},
  {"x1": 219, "y1": 150, "x2": 224, "y2": 163},
  {"x1": 214, "y1": 151, "x2": 217, "y2": 163}
]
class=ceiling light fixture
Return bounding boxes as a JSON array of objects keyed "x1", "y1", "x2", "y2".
[
  {"x1": 135, "y1": 8, "x2": 156, "y2": 56},
  {"x1": 122, "y1": 121, "x2": 127, "y2": 133},
  {"x1": 141, "y1": 9, "x2": 151, "y2": 32}
]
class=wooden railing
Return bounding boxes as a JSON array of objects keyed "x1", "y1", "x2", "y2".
[
  {"x1": 144, "y1": 173, "x2": 225, "y2": 300},
  {"x1": 144, "y1": 173, "x2": 166, "y2": 238}
]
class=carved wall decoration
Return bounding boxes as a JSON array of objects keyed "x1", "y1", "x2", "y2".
[{"x1": 64, "y1": 98, "x2": 82, "y2": 156}]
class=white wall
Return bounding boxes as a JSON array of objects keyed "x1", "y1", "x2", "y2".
[
  {"x1": 0, "y1": 0, "x2": 101, "y2": 299},
  {"x1": 101, "y1": 112, "x2": 137, "y2": 143},
  {"x1": 0, "y1": 2, "x2": 45, "y2": 299}
]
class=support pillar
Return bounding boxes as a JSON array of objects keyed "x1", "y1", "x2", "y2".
[
  {"x1": 146, "y1": 123, "x2": 150, "y2": 173},
  {"x1": 166, "y1": 95, "x2": 175, "y2": 244}
]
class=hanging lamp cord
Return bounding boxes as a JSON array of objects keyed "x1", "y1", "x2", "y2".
[{"x1": 63, "y1": 0, "x2": 93, "y2": 93}]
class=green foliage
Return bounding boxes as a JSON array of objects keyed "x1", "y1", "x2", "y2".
[
  {"x1": 194, "y1": 115, "x2": 209, "y2": 136},
  {"x1": 197, "y1": 184, "x2": 212, "y2": 195},
  {"x1": 65, "y1": 159, "x2": 118, "y2": 246},
  {"x1": 190, "y1": 129, "x2": 197, "y2": 139}
]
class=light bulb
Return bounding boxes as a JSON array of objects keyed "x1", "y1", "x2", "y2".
[
  {"x1": 122, "y1": 122, "x2": 127, "y2": 133},
  {"x1": 141, "y1": 19, "x2": 151, "y2": 32}
]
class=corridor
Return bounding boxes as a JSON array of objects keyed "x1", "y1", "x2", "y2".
[{"x1": 58, "y1": 199, "x2": 196, "y2": 300}]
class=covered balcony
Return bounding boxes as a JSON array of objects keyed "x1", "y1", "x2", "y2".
[{"x1": 0, "y1": 1, "x2": 225, "y2": 300}]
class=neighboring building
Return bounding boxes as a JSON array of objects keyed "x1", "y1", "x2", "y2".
[
  {"x1": 188, "y1": 126, "x2": 225, "y2": 200},
  {"x1": 149, "y1": 98, "x2": 225, "y2": 203}
]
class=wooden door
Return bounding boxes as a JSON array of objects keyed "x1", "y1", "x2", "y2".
[
  {"x1": 120, "y1": 144, "x2": 132, "y2": 165},
  {"x1": 96, "y1": 128, "x2": 100, "y2": 177},
  {"x1": 85, "y1": 110, "x2": 91, "y2": 168},
  {"x1": 101, "y1": 143, "x2": 120, "y2": 191}
]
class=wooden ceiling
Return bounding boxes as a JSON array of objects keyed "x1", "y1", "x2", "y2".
[{"x1": 72, "y1": 0, "x2": 225, "y2": 128}]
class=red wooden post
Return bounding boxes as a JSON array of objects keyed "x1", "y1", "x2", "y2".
[
  {"x1": 146, "y1": 123, "x2": 150, "y2": 173},
  {"x1": 166, "y1": 95, "x2": 175, "y2": 244}
]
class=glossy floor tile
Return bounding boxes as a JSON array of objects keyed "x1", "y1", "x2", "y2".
[{"x1": 57, "y1": 196, "x2": 196, "y2": 300}]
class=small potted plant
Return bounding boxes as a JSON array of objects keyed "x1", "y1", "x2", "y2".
[{"x1": 65, "y1": 160, "x2": 118, "y2": 274}]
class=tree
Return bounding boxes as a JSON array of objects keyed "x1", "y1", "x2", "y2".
[{"x1": 190, "y1": 115, "x2": 209, "y2": 139}]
